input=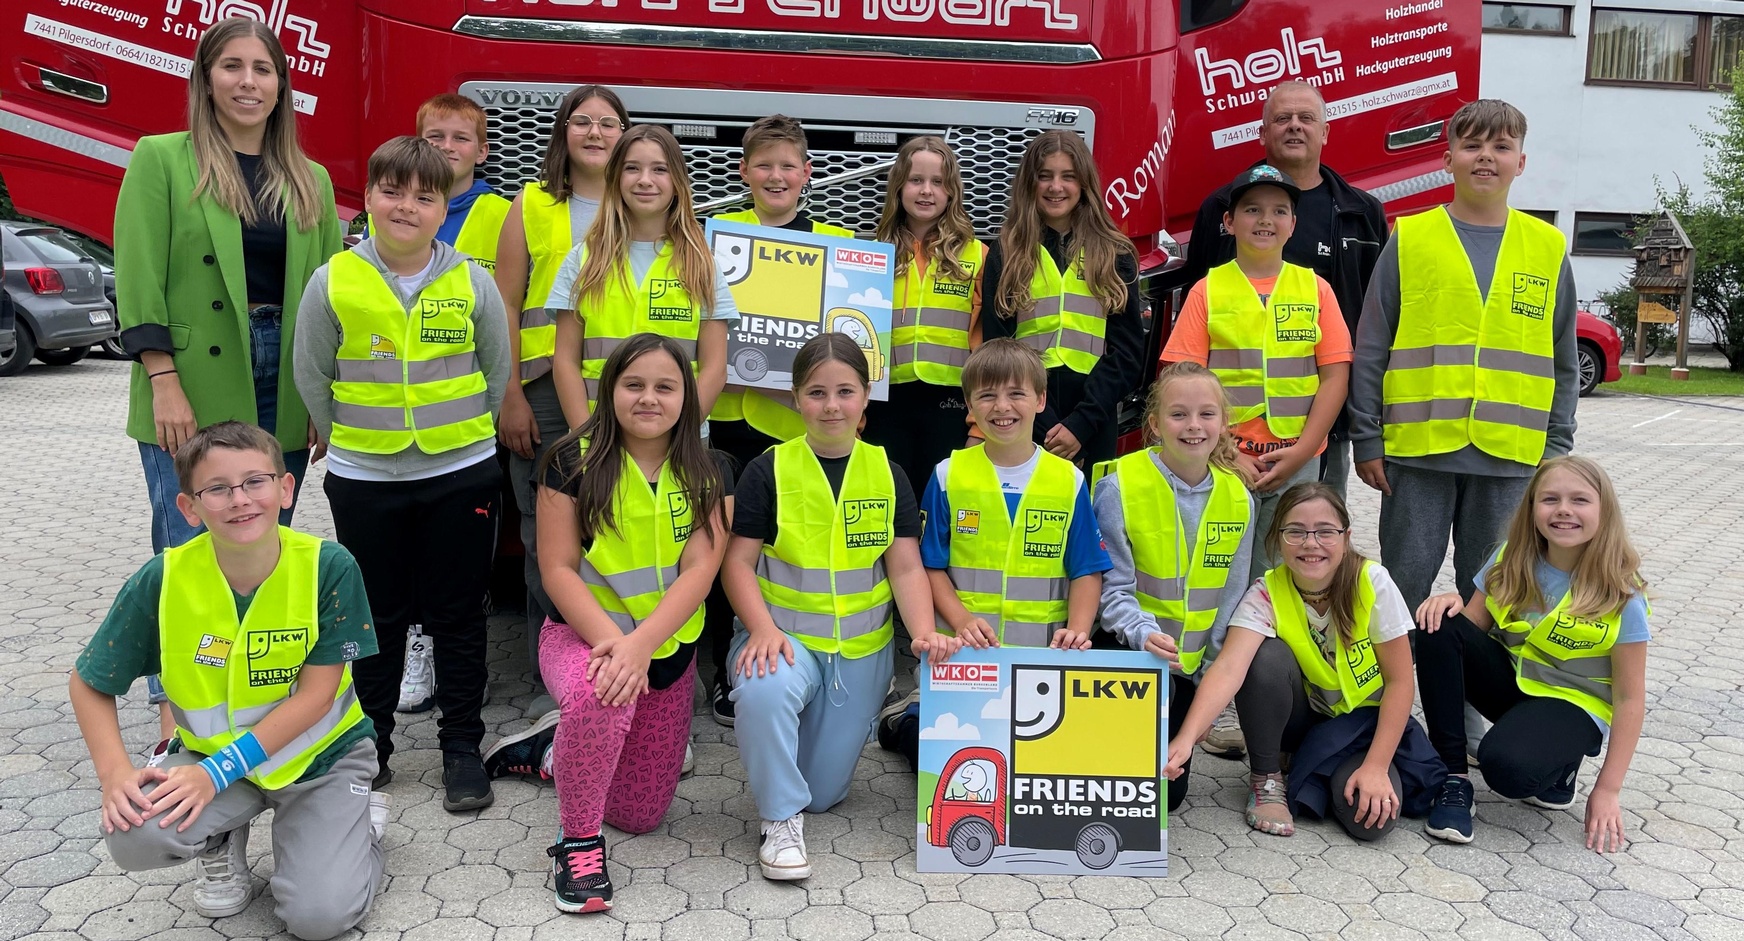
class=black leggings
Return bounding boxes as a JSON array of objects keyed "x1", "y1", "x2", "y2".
[
  {"x1": 1233, "y1": 637, "x2": 1400, "y2": 842},
  {"x1": 862, "y1": 381, "x2": 970, "y2": 501},
  {"x1": 702, "y1": 421, "x2": 779, "y2": 687},
  {"x1": 1167, "y1": 674, "x2": 1196, "y2": 812},
  {"x1": 1430, "y1": 615, "x2": 1602, "y2": 798}
]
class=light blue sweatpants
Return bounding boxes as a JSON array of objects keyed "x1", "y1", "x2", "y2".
[{"x1": 728, "y1": 627, "x2": 894, "y2": 821}]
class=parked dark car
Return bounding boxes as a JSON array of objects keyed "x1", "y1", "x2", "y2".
[
  {"x1": 0, "y1": 221, "x2": 116, "y2": 376},
  {"x1": 62, "y1": 231, "x2": 125, "y2": 359},
  {"x1": 0, "y1": 252, "x2": 15, "y2": 362}
]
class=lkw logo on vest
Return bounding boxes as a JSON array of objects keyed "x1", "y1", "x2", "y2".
[
  {"x1": 194, "y1": 633, "x2": 233, "y2": 668},
  {"x1": 955, "y1": 508, "x2": 981, "y2": 536},
  {"x1": 1346, "y1": 637, "x2": 1381, "y2": 686},
  {"x1": 1022, "y1": 509, "x2": 1068, "y2": 559},
  {"x1": 648, "y1": 279, "x2": 695, "y2": 323},
  {"x1": 1202, "y1": 521, "x2": 1247, "y2": 569},
  {"x1": 668, "y1": 492, "x2": 694, "y2": 542},
  {"x1": 1511, "y1": 273, "x2": 1550, "y2": 320},
  {"x1": 1544, "y1": 613, "x2": 1607, "y2": 652},
  {"x1": 1273, "y1": 303, "x2": 1319, "y2": 343},
  {"x1": 418, "y1": 298, "x2": 469, "y2": 344},
  {"x1": 932, "y1": 261, "x2": 976, "y2": 299},
  {"x1": 246, "y1": 628, "x2": 310, "y2": 688},
  {"x1": 843, "y1": 499, "x2": 893, "y2": 548}
]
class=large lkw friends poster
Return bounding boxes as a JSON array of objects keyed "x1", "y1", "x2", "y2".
[{"x1": 915, "y1": 648, "x2": 1168, "y2": 877}]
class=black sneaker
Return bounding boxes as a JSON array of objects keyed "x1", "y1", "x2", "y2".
[
  {"x1": 1523, "y1": 762, "x2": 1579, "y2": 810},
  {"x1": 1426, "y1": 776, "x2": 1475, "y2": 844},
  {"x1": 373, "y1": 764, "x2": 394, "y2": 789},
  {"x1": 548, "y1": 833, "x2": 612, "y2": 913},
  {"x1": 711, "y1": 680, "x2": 735, "y2": 727},
  {"x1": 484, "y1": 710, "x2": 559, "y2": 779},
  {"x1": 877, "y1": 687, "x2": 919, "y2": 752},
  {"x1": 442, "y1": 749, "x2": 495, "y2": 812}
]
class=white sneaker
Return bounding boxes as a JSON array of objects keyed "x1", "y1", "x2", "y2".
[
  {"x1": 759, "y1": 814, "x2": 811, "y2": 881},
  {"x1": 192, "y1": 825, "x2": 252, "y2": 918},
  {"x1": 145, "y1": 738, "x2": 173, "y2": 768},
  {"x1": 369, "y1": 791, "x2": 391, "y2": 844},
  {"x1": 681, "y1": 743, "x2": 695, "y2": 776},
  {"x1": 1465, "y1": 702, "x2": 1490, "y2": 768},
  {"x1": 1201, "y1": 702, "x2": 1245, "y2": 759},
  {"x1": 397, "y1": 628, "x2": 435, "y2": 713}
]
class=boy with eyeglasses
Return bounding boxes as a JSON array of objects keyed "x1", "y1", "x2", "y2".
[{"x1": 70, "y1": 421, "x2": 386, "y2": 939}]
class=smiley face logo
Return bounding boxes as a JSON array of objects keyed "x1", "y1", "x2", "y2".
[
  {"x1": 714, "y1": 234, "x2": 753, "y2": 285},
  {"x1": 1012, "y1": 666, "x2": 1065, "y2": 740}
]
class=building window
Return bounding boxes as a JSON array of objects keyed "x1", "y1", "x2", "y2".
[
  {"x1": 1588, "y1": 8, "x2": 1744, "y2": 89},
  {"x1": 1521, "y1": 209, "x2": 1558, "y2": 225},
  {"x1": 1572, "y1": 213, "x2": 1638, "y2": 256},
  {"x1": 1483, "y1": 3, "x2": 1571, "y2": 35}
]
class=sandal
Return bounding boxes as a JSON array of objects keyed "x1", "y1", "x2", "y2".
[{"x1": 1246, "y1": 772, "x2": 1295, "y2": 837}]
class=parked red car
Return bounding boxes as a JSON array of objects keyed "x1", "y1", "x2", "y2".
[{"x1": 1577, "y1": 308, "x2": 1624, "y2": 396}]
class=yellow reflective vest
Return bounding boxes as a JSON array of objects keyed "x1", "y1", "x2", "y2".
[
  {"x1": 1112, "y1": 451, "x2": 1250, "y2": 675},
  {"x1": 710, "y1": 209, "x2": 854, "y2": 440},
  {"x1": 1385, "y1": 207, "x2": 1565, "y2": 464},
  {"x1": 158, "y1": 528, "x2": 365, "y2": 790},
  {"x1": 1484, "y1": 544, "x2": 1625, "y2": 724},
  {"x1": 518, "y1": 181, "x2": 572, "y2": 384},
  {"x1": 365, "y1": 191, "x2": 510, "y2": 272},
  {"x1": 1268, "y1": 562, "x2": 1385, "y2": 717},
  {"x1": 943, "y1": 445, "x2": 1076, "y2": 646},
  {"x1": 575, "y1": 447, "x2": 706, "y2": 659},
  {"x1": 1206, "y1": 260, "x2": 1320, "y2": 439},
  {"x1": 1014, "y1": 248, "x2": 1106, "y2": 375},
  {"x1": 892, "y1": 240, "x2": 984, "y2": 386},
  {"x1": 755, "y1": 438, "x2": 895, "y2": 658},
  {"x1": 328, "y1": 252, "x2": 494, "y2": 455},
  {"x1": 574, "y1": 242, "x2": 704, "y2": 413}
]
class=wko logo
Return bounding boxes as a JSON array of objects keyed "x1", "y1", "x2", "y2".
[
  {"x1": 1195, "y1": 28, "x2": 1342, "y2": 96},
  {"x1": 931, "y1": 661, "x2": 1001, "y2": 692}
]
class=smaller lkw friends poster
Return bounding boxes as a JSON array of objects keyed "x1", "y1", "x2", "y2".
[
  {"x1": 916, "y1": 647, "x2": 1168, "y2": 877},
  {"x1": 705, "y1": 218, "x2": 895, "y2": 402}
]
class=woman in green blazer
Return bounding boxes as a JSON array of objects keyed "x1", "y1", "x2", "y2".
[{"x1": 115, "y1": 16, "x2": 341, "y2": 553}]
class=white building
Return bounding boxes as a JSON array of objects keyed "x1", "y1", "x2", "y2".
[{"x1": 1480, "y1": 0, "x2": 1734, "y2": 312}]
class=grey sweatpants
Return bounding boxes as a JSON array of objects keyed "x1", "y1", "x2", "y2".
[
  {"x1": 104, "y1": 739, "x2": 384, "y2": 941},
  {"x1": 509, "y1": 374, "x2": 572, "y2": 677},
  {"x1": 1376, "y1": 462, "x2": 1531, "y2": 611}
]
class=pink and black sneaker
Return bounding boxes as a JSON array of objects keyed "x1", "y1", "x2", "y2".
[{"x1": 547, "y1": 833, "x2": 612, "y2": 913}]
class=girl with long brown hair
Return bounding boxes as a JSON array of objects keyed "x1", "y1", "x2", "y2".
[
  {"x1": 980, "y1": 130, "x2": 1144, "y2": 468},
  {"x1": 1415, "y1": 456, "x2": 1649, "y2": 852},
  {"x1": 1165, "y1": 483, "x2": 1445, "y2": 841}
]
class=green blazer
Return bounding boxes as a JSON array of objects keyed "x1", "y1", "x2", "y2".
[{"x1": 115, "y1": 132, "x2": 342, "y2": 449}]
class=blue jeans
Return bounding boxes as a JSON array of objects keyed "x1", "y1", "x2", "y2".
[{"x1": 140, "y1": 311, "x2": 307, "y2": 703}]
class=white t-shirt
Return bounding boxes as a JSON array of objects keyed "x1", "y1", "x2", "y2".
[
  {"x1": 1227, "y1": 562, "x2": 1415, "y2": 646},
  {"x1": 930, "y1": 446, "x2": 1079, "y2": 497}
]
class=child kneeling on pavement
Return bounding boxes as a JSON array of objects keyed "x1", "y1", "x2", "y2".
[{"x1": 69, "y1": 422, "x2": 386, "y2": 940}]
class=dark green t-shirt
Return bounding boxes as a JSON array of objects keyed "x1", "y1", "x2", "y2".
[{"x1": 75, "y1": 539, "x2": 379, "y2": 783}]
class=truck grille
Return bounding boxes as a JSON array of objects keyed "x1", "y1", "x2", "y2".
[{"x1": 461, "y1": 83, "x2": 1093, "y2": 239}]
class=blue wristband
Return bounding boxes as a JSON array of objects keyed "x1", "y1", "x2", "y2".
[{"x1": 198, "y1": 732, "x2": 269, "y2": 792}]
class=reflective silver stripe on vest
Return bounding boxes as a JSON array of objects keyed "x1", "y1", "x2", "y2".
[
  {"x1": 412, "y1": 391, "x2": 490, "y2": 428},
  {"x1": 406, "y1": 352, "x2": 483, "y2": 385},
  {"x1": 336, "y1": 359, "x2": 404, "y2": 383},
  {"x1": 1208, "y1": 348, "x2": 1264, "y2": 371},
  {"x1": 584, "y1": 335, "x2": 697, "y2": 363},
  {"x1": 767, "y1": 599, "x2": 893, "y2": 639},
  {"x1": 1268, "y1": 354, "x2": 1319, "y2": 379},
  {"x1": 1224, "y1": 386, "x2": 1264, "y2": 408},
  {"x1": 1387, "y1": 344, "x2": 1475, "y2": 370},
  {"x1": 333, "y1": 401, "x2": 408, "y2": 432},
  {"x1": 1063, "y1": 293, "x2": 1103, "y2": 317},
  {"x1": 758, "y1": 555, "x2": 885, "y2": 596},
  {"x1": 919, "y1": 307, "x2": 973, "y2": 331},
  {"x1": 1268, "y1": 394, "x2": 1315, "y2": 418},
  {"x1": 578, "y1": 558, "x2": 679, "y2": 599},
  {"x1": 1019, "y1": 332, "x2": 1053, "y2": 353},
  {"x1": 585, "y1": 376, "x2": 600, "y2": 403},
  {"x1": 1383, "y1": 398, "x2": 1473, "y2": 424},
  {"x1": 253, "y1": 686, "x2": 362, "y2": 779},
  {"x1": 1001, "y1": 620, "x2": 1053, "y2": 647},
  {"x1": 522, "y1": 306, "x2": 558, "y2": 329},
  {"x1": 1494, "y1": 630, "x2": 1614, "y2": 679},
  {"x1": 1135, "y1": 575, "x2": 1223, "y2": 610},
  {"x1": 1518, "y1": 657, "x2": 1613, "y2": 703},
  {"x1": 1473, "y1": 400, "x2": 1551, "y2": 431},
  {"x1": 1477, "y1": 348, "x2": 1555, "y2": 379},
  {"x1": 893, "y1": 342, "x2": 971, "y2": 369},
  {"x1": 1307, "y1": 679, "x2": 1382, "y2": 715},
  {"x1": 948, "y1": 566, "x2": 1004, "y2": 595},
  {"x1": 522, "y1": 358, "x2": 554, "y2": 382},
  {"x1": 1005, "y1": 575, "x2": 1068, "y2": 603},
  {"x1": 173, "y1": 685, "x2": 358, "y2": 746},
  {"x1": 1058, "y1": 327, "x2": 1106, "y2": 357}
]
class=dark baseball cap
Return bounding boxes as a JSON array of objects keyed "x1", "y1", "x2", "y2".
[{"x1": 1228, "y1": 165, "x2": 1301, "y2": 206}]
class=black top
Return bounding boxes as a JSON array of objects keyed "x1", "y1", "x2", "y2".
[
  {"x1": 1288, "y1": 183, "x2": 1338, "y2": 276},
  {"x1": 731, "y1": 448, "x2": 922, "y2": 544},
  {"x1": 542, "y1": 448, "x2": 737, "y2": 690},
  {"x1": 235, "y1": 152, "x2": 288, "y2": 306},
  {"x1": 980, "y1": 228, "x2": 1146, "y2": 452}
]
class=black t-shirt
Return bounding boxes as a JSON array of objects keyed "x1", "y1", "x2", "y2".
[
  {"x1": 731, "y1": 448, "x2": 922, "y2": 544},
  {"x1": 234, "y1": 152, "x2": 288, "y2": 306},
  {"x1": 542, "y1": 448, "x2": 737, "y2": 690},
  {"x1": 1285, "y1": 182, "x2": 1337, "y2": 280}
]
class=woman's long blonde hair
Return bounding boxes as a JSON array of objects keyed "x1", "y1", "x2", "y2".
[
  {"x1": 1487, "y1": 455, "x2": 1645, "y2": 619},
  {"x1": 876, "y1": 136, "x2": 977, "y2": 282},
  {"x1": 185, "y1": 17, "x2": 322, "y2": 231},
  {"x1": 995, "y1": 131, "x2": 1133, "y2": 317},
  {"x1": 1144, "y1": 362, "x2": 1240, "y2": 476},
  {"x1": 571, "y1": 126, "x2": 715, "y2": 316}
]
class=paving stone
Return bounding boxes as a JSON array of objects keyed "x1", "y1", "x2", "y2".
[
  {"x1": 661, "y1": 909, "x2": 750, "y2": 941},
  {"x1": 788, "y1": 904, "x2": 875, "y2": 941},
  {"x1": 907, "y1": 901, "x2": 995, "y2": 941},
  {"x1": 842, "y1": 875, "x2": 928, "y2": 916},
  {"x1": 955, "y1": 875, "x2": 1042, "y2": 913}
]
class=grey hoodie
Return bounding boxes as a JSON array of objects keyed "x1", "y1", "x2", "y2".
[
  {"x1": 1093, "y1": 451, "x2": 1256, "y2": 675},
  {"x1": 293, "y1": 240, "x2": 512, "y2": 478}
]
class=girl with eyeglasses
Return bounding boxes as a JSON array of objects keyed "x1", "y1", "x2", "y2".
[{"x1": 1163, "y1": 482, "x2": 1446, "y2": 840}]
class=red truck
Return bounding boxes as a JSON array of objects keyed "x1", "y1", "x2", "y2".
[{"x1": 3, "y1": 1, "x2": 1476, "y2": 281}]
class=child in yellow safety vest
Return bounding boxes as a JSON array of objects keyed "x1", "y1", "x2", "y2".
[
  {"x1": 1093, "y1": 362, "x2": 1255, "y2": 813},
  {"x1": 876, "y1": 339, "x2": 1111, "y2": 770},
  {"x1": 1348, "y1": 99, "x2": 1581, "y2": 843},
  {"x1": 69, "y1": 422, "x2": 385, "y2": 939},
  {"x1": 1165, "y1": 483, "x2": 1445, "y2": 842},
  {"x1": 723, "y1": 333, "x2": 958, "y2": 883},
  {"x1": 293, "y1": 137, "x2": 512, "y2": 811},
  {"x1": 526, "y1": 333, "x2": 733, "y2": 914},
  {"x1": 1415, "y1": 456, "x2": 1649, "y2": 853}
]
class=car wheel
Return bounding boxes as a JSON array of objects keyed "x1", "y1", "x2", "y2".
[
  {"x1": 947, "y1": 817, "x2": 998, "y2": 868},
  {"x1": 1577, "y1": 341, "x2": 1601, "y2": 397},
  {"x1": 35, "y1": 345, "x2": 90, "y2": 366},
  {"x1": 99, "y1": 336, "x2": 128, "y2": 359},
  {"x1": 1074, "y1": 822, "x2": 1121, "y2": 870},
  {"x1": 0, "y1": 324, "x2": 37, "y2": 377}
]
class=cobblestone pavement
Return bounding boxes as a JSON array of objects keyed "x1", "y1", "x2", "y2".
[{"x1": 4, "y1": 359, "x2": 1744, "y2": 941}]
